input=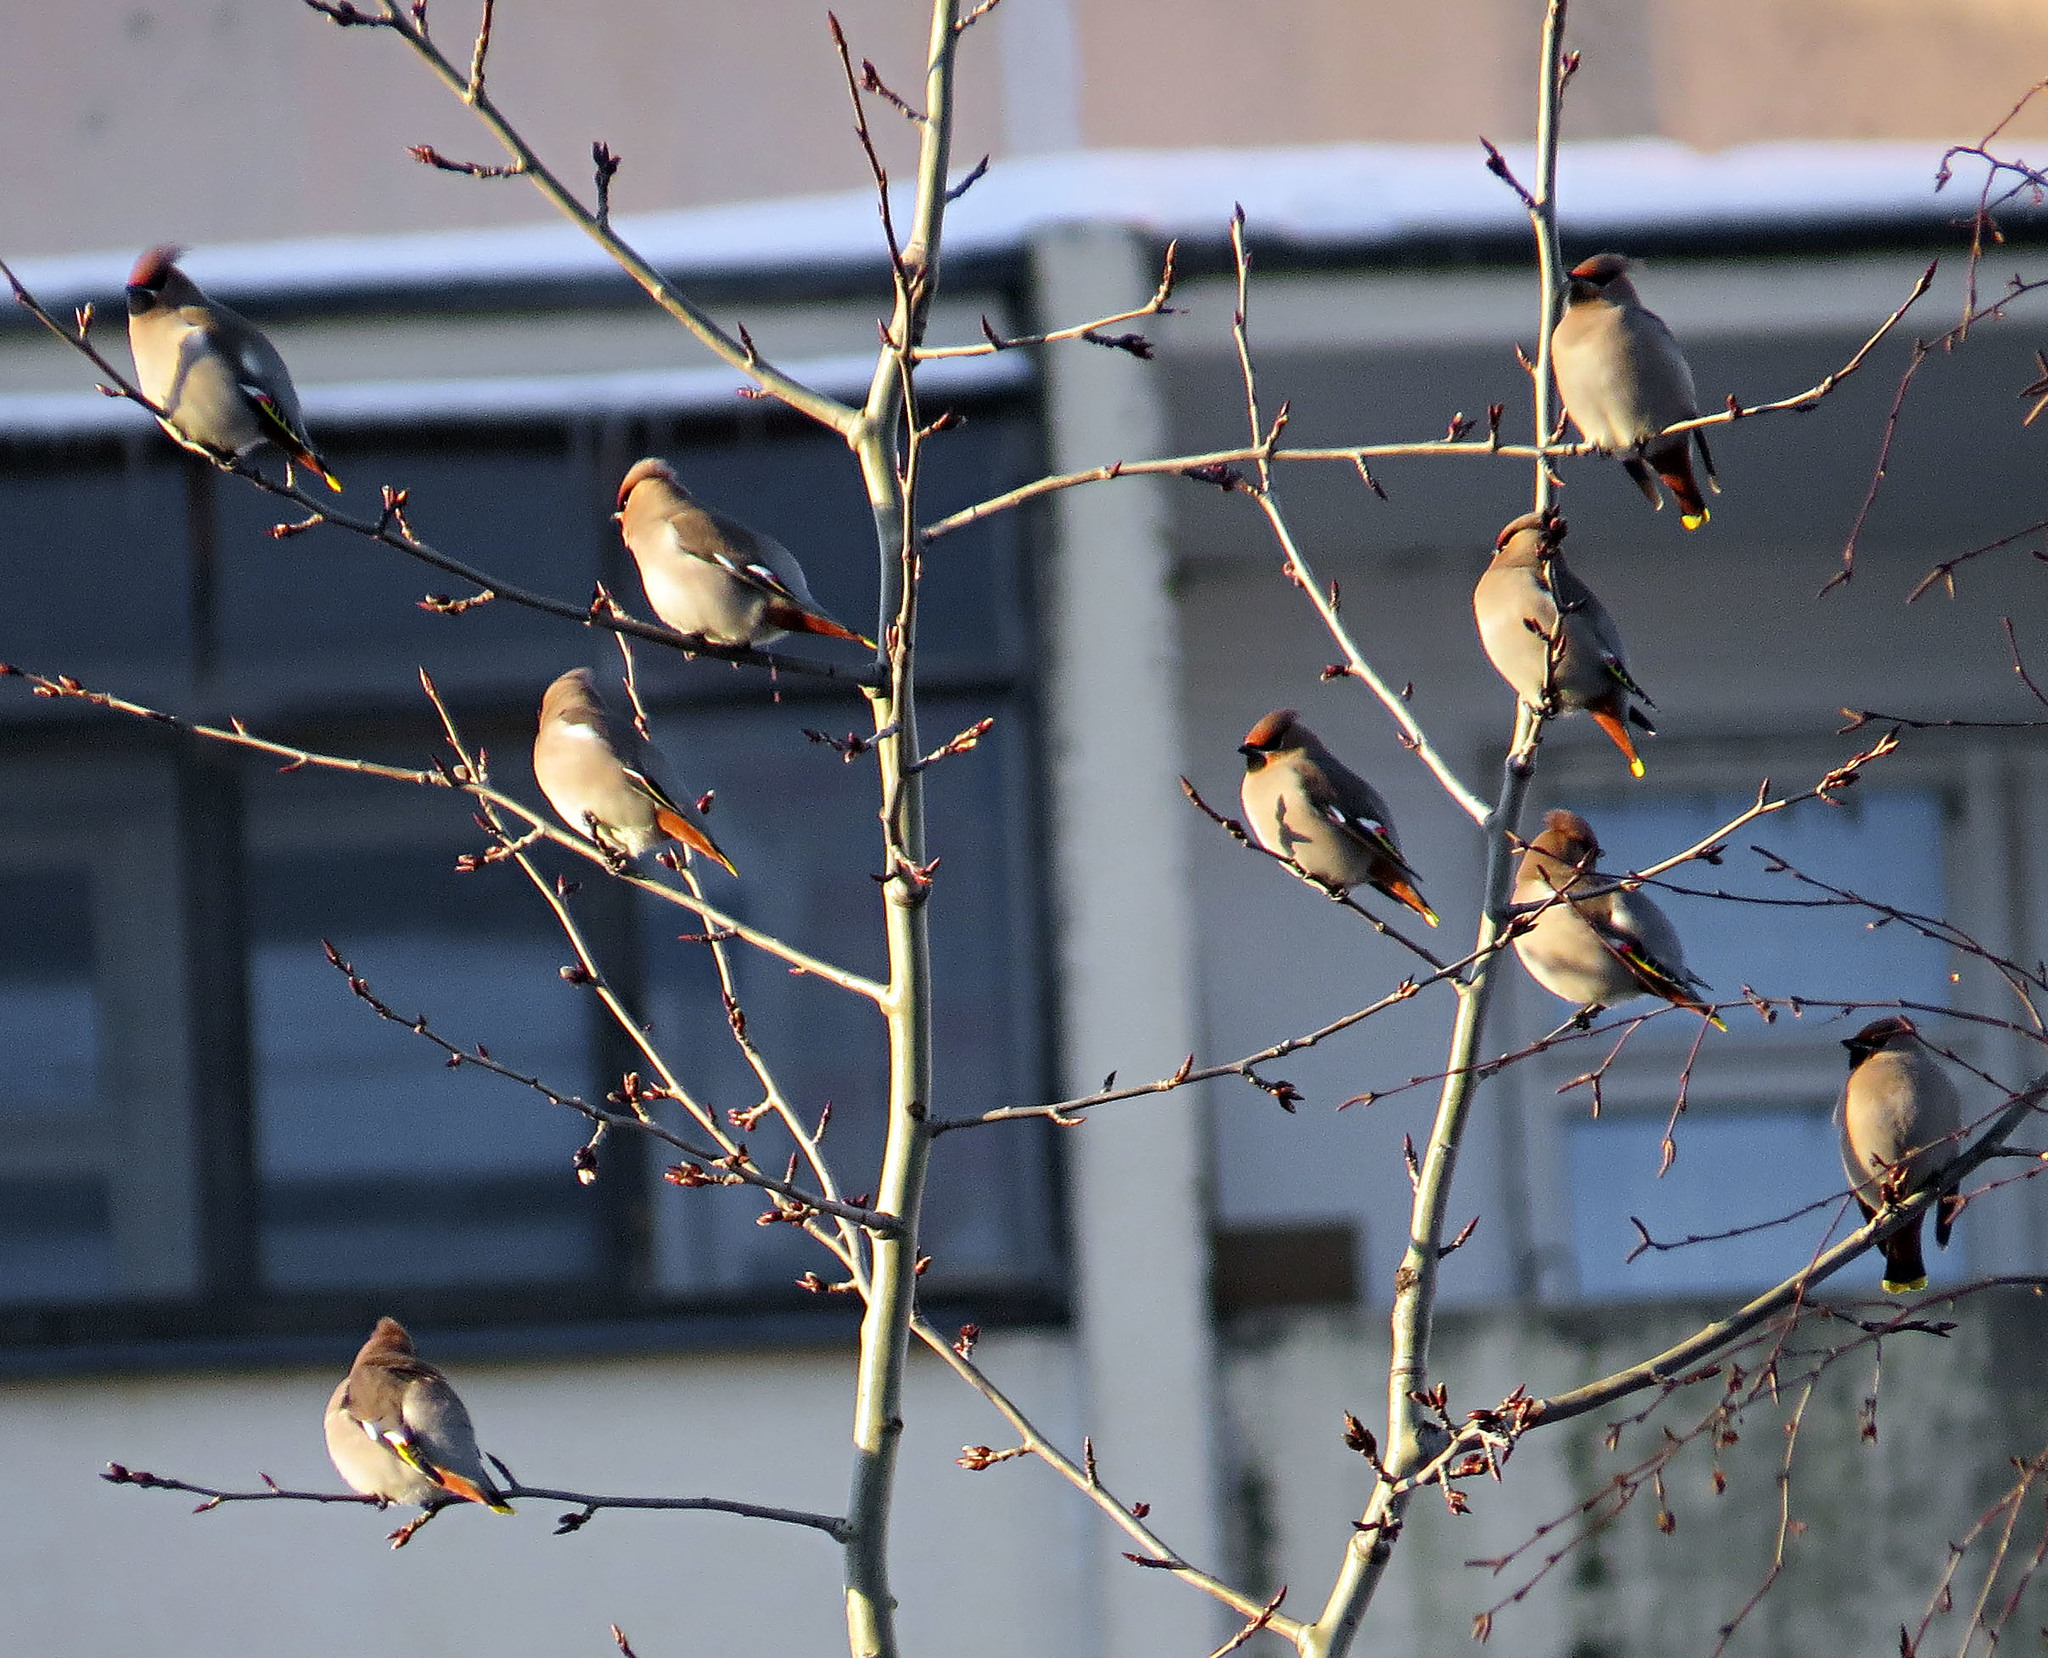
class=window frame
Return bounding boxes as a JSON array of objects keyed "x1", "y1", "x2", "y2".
[
  {"x1": 1497, "y1": 729, "x2": 2029, "y2": 1305},
  {"x1": 0, "y1": 342, "x2": 1067, "y2": 1364}
]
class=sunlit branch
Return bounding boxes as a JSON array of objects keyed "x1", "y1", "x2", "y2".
[
  {"x1": 319, "y1": 937, "x2": 891, "y2": 1241},
  {"x1": 101, "y1": 1461, "x2": 849, "y2": 1542},
  {"x1": 919, "y1": 260, "x2": 1934, "y2": 548},
  {"x1": 908, "y1": 1317, "x2": 1302, "y2": 1637},
  {"x1": 1223, "y1": 209, "x2": 1490, "y2": 826},
  {"x1": 298, "y1": 1, "x2": 861, "y2": 437},
  {"x1": 914, "y1": 241, "x2": 1178, "y2": 359}
]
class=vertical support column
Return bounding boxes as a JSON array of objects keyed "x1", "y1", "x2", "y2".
[
  {"x1": 1031, "y1": 222, "x2": 1223, "y2": 1658},
  {"x1": 997, "y1": 0, "x2": 1083, "y2": 156}
]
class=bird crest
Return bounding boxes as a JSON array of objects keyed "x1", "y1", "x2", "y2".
[
  {"x1": 1239, "y1": 709, "x2": 1300, "y2": 754},
  {"x1": 616, "y1": 456, "x2": 681, "y2": 511},
  {"x1": 127, "y1": 244, "x2": 185, "y2": 293}
]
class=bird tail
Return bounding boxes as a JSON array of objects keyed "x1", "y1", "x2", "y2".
[
  {"x1": 1610, "y1": 939, "x2": 1725, "y2": 1029},
  {"x1": 1620, "y1": 456, "x2": 1664, "y2": 510},
  {"x1": 1380, "y1": 874, "x2": 1440, "y2": 928},
  {"x1": 654, "y1": 806, "x2": 739, "y2": 877},
  {"x1": 1652, "y1": 441, "x2": 1709, "y2": 530},
  {"x1": 766, "y1": 601, "x2": 875, "y2": 649},
  {"x1": 434, "y1": 1469, "x2": 515, "y2": 1514},
  {"x1": 250, "y1": 393, "x2": 343, "y2": 493},
  {"x1": 1936, "y1": 1190, "x2": 1963, "y2": 1250},
  {"x1": 1589, "y1": 707, "x2": 1647, "y2": 779},
  {"x1": 1880, "y1": 1216, "x2": 1930, "y2": 1295}
]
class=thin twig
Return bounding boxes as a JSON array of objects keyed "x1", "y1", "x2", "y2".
[
  {"x1": 101, "y1": 1462, "x2": 849, "y2": 1540},
  {"x1": 908, "y1": 1317, "x2": 1303, "y2": 1638},
  {"x1": 917, "y1": 242, "x2": 1177, "y2": 359},
  {"x1": 0, "y1": 664, "x2": 889, "y2": 1000},
  {"x1": 321, "y1": 940, "x2": 893, "y2": 1238},
  {"x1": 921, "y1": 261, "x2": 1934, "y2": 546},
  {"x1": 295, "y1": 3, "x2": 860, "y2": 435}
]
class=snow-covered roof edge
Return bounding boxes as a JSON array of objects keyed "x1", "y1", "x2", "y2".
[
  {"x1": 5, "y1": 139, "x2": 2002, "y2": 313},
  {"x1": 0, "y1": 349, "x2": 1030, "y2": 439}
]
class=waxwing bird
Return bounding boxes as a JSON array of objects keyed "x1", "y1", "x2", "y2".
[
  {"x1": 1511, "y1": 808, "x2": 1723, "y2": 1026},
  {"x1": 533, "y1": 668, "x2": 737, "y2": 875},
  {"x1": 1475, "y1": 510, "x2": 1655, "y2": 777},
  {"x1": 124, "y1": 245, "x2": 340, "y2": 492},
  {"x1": 1837, "y1": 1016, "x2": 1965, "y2": 1295},
  {"x1": 1238, "y1": 709, "x2": 1438, "y2": 926},
  {"x1": 323, "y1": 1318, "x2": 513, "y2": 1513},
  {"x1": 615, "y1": 458, "x2": 871, "y2": 649},
  {"x1": 1550, "y1": 254, "x2": 1715, "y2": 529}
]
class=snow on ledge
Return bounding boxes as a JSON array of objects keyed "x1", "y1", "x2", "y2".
[
  {"x1": 0, "y1": 347, "x2": 1030, "y2": 439},
  {"x1": 3, "y1": 140, "x2": 1987, "y2": 314}
]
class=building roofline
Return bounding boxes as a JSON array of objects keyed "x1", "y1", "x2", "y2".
[{"x1": 3, "y1": 139, "x2": 2035, "y2": 323}]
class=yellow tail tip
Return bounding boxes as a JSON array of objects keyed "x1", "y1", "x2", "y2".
[
  {"x1": 1882, "y1": 1275, "x2": 1929, "y2": 1296},
  {"x1": 1680, "y1": 509, "x2": 1708, "y2": 531},
  {"x1": 488, "y1": 1501, "x2": 516, "y2": 1515},
  {"x1": 1421, "y1": 906, "x2": 1441, "y2": 928},
  {"x1": 320, "y1": 468, "x2": 343, "y2": 493},
  {"x1": 1707, "y1": 1012, "x2": 1728, "y2": 1032},
  {"x1": 1628, "y1": 757, "x2": 1646, "y2": 779}
]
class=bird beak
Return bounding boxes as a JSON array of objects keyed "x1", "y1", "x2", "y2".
[{"x1": 1237, "y1": 743, "x2": 1259, "y2": 757}]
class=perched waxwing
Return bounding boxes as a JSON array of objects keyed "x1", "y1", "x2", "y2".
[
  {"x1": 1238, "y1": 710, "x2": 1438, "y2": 926},
  {"x1": 1474, "y1": 509, "x2": 1655, "y2": 777},
  {"x1": 1837, "y1": 1016, "x2": 1965, "y2": 1294},
  {"x1": 1511, "y1": 808, "x2": 1723, "y2": 1026},
  {"x1": 124, "y1": 246, "x2": 340, "y2": 491},
  {"x1": 614, "y1": 458, "x2": 870, "y2": 649},
  {"x1": 323, "y1": 1318, "x2": 513, "y2": 1513},
  {"x1": 533, "y1": 668, "x2": 737, "y2": 874},
  {"x1": 1550, "y1": 254, "x2": 1715, "y2": 529}
]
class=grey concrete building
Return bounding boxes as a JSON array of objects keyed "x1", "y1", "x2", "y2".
[{"x1": 3, "y1": 4, "x2": 2048, "y2": 1657}]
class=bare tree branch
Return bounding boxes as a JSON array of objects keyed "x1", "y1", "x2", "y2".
[{"x1": 102, "y1": 1462, "x2": 849, "y2": 1542}]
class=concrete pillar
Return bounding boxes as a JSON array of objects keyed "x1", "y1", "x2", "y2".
[
  {"x1": 997, "y1": 0, "x2": 1083, "y2": 156},
  {"x1": 1031, "y1": 222, "x2": 1225, "y2": 1658}
]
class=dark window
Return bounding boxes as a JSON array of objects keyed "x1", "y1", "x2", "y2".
[{"x1": 0, "y1": 388, "x2": 1056, "y2": 1355}]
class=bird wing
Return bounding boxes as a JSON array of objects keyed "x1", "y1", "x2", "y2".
[
  {"x1": 199, "y1": 320, "x2": 340, "y2": 488},
  {"x1": 1621, "y1": 304, "x2": 1703, "y2": 431},
  {"x1": 669, "y1": 506, "x2": 813, "y2": 609},
  {"x1": 396, "y1": 1369, "x2": 513, "y2": 1511},
  {"x1": 1550, "y1": 563, "x2": 1653, "y2": 706},
  {"x1": 1595, "y1": 889, "x2": 1723, "y2": 1025},
  {"x1": 620, "y1": 752, "x2": 738, "y2": 876},
  {"x1": 243, "y1": 388, "x2": 333, "y2": 485},
  {"x1": 1301, "y1": 767, "x2": 1423, "y2": 884},
  {"x1": 665, "y1": 506, "x2": 867, "y2": 643}
]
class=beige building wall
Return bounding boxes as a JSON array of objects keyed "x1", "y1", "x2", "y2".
[{"x1": 6, "y1": 0, "x2": 2048, "y2": 258}]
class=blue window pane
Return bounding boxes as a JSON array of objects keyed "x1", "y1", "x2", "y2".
[
  {"x1": 216, "y1": 435, "x2": 594, "y2": 687},
  {"x1": 0, "y1": 448, "x2": 192, "y2": 672},
  {"x1": 1568, "y1": 1108, "x2": 1952, "y2": 1299},
  {"x1": 250, "y1": 847, "x2": 601, "y2": 1291},
  {"x1": 628, "y1": 695, "x2": 1054, "y2": 1299},
  {"x1": 0, "y1": 1179, "x2": 116, "y2": 1304},
  {"x1": 1572, "y1": 788, "x2": 1949, "y2": 1037},
  {"x1": 0, "y1": 870, "x2": 98, "y2": 1115},
  {"x1": 0, "y1": 869, "x2": 111, "y2": 1303},
  {"x1": 1570, "y1": 1110, "x2": 1838, "y2": 1297}
]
